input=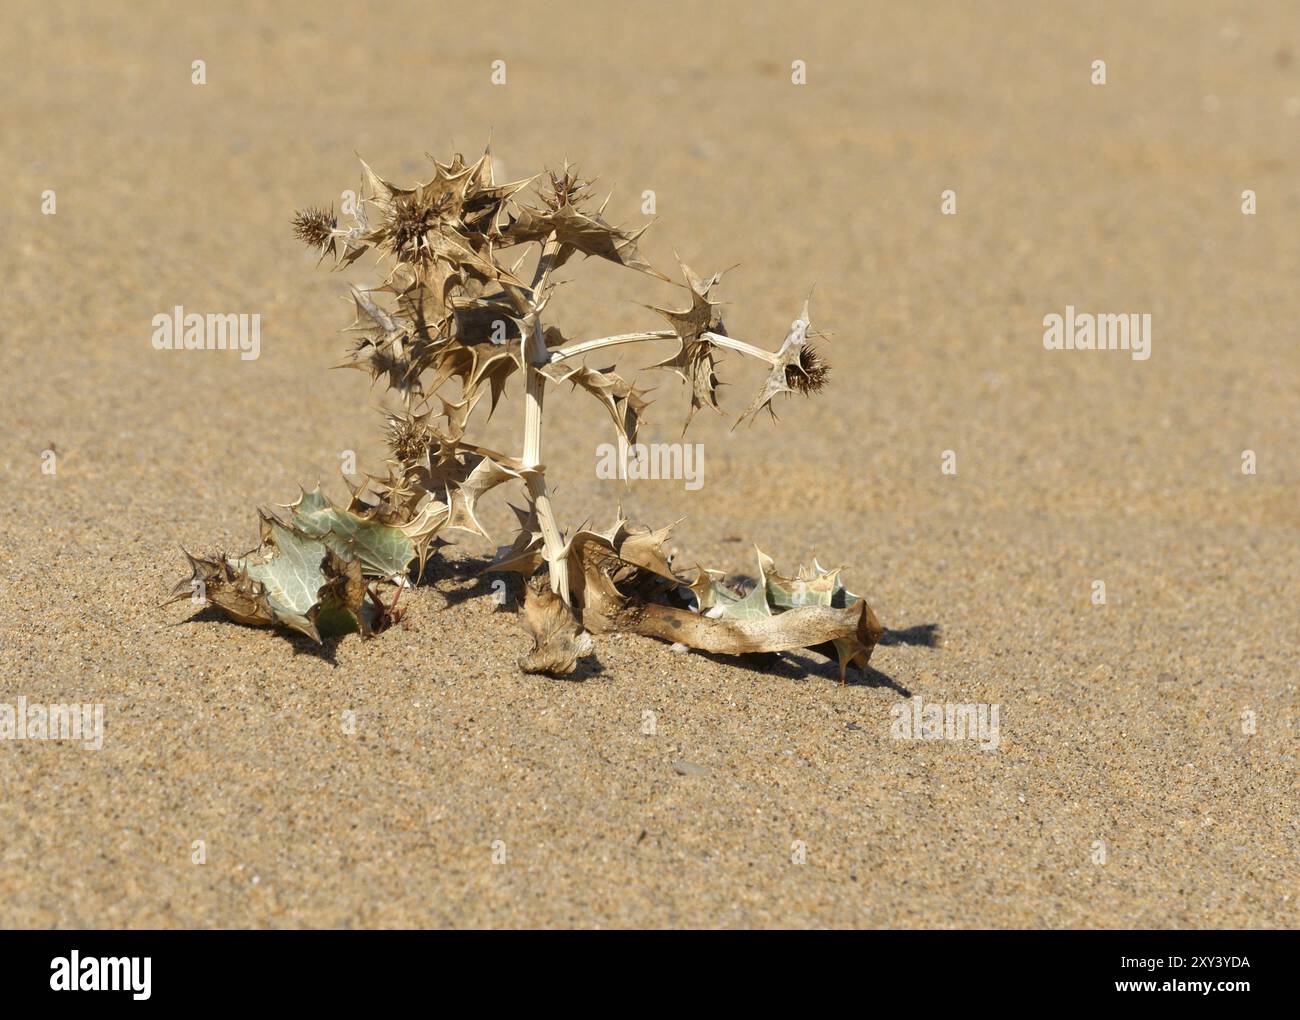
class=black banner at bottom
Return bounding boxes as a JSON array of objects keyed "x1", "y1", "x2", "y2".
[{"x1": 0, "y1": 928, "x2": 1288, "y2": 1007}]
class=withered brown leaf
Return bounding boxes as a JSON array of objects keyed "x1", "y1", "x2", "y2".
[
  {"x1": 518, "y1": 580, "x2": 593, "y2": 675},
  {"x1": 505, "y1": 201, "x2": 666, "y2": 279},
  {"x1": 544, "y1": 362, "x2": 652, "y2": 445}
]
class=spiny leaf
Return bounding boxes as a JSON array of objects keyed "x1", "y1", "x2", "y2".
[
  {"x1": 545, "y1": 362, "x2": 652, "y2": 445},
  {"x1": 566, "y1": 526, "x2": 882, "y2": 683},
  {"x1": 247, "y1": 518, "x2": 329, "y2": 631},
  {"x1": 647, "y1": 261, "x2": 727, "y2": 430},
  {"x1": 281, "y1": 486, "x2": 415, "y2": 578},
  {"x1": 561, "y1": 514, "x2": 683, "y2": 614},
  {"x1": 169, "y1": 522, "x2": 377, "y2": 642},
  {"x1": 488, "y1": 502, "x2": 546, "y2": 577},
  {"x1": 758, "y1": 550, "x2": 853, "y2": 608},
  {"x1": 505, "y1": 201, "x2": 666, "y2": 279},
  {"x1": 165, "y1": 549, "x2": 276, "y2": 629},
  {"x1": 443, "y1": 452, "x2": 540, "y2": 541}
]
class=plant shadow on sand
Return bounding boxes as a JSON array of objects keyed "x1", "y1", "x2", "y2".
[
  {"x1": 879, "y1": 623, "x2": 942, "y2": 649},
  {"x1": 171, "y1": 604, "x2": 345, "y2": 665},
  {"x1": 413, "y1": 549, "x2": 506, "y2": 607},
  {"x1": 691, "y1": 646, "x2": 920, "y2": 694}
]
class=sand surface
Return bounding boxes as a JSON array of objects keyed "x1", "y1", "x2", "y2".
[{"x1": 1, "y1": 0, "x2": 1296, "y2": 928}]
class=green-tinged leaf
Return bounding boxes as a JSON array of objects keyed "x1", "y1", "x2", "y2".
[
  {"x1": 285, "y1": 486, "x2": 415, "y2": 578},
  {"x1": 759, "y1": 550, "x2": 856, "y2": 610},
  {"x1": 239, "y1": 521, "x2": 327, "y2": 626},
  {"x1": 169, "y1": 522, "x2": 376, "y2": 642},
  {"x1": 712, "y1": 557, "x2": 772, "y2": 622}
]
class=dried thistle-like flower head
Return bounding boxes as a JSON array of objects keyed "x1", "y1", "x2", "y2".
[
  {"x1": 389, "y1": 193, "x2": 445, "y2": 258},
  {"x1": 357, "y1": 159, "x2": 465, "y2": 262},
  {"x1": 734, "y1": 300, "x2": 830, "y2": 427},
  {"x1": 292, "y1": 206, "x2": 337, "y2": 259},
  {"x1": 785, "y1": 342, "x2": 829, "y2": 395},
  {"x1": 385, "y1": 408, "x2": 436, "y2": 466},
  {"x1": 540, "y1": 161, "x2": 592, "y2": 210}
]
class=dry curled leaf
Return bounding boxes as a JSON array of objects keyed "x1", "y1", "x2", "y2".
[
  {"x1": 518, "y1": 580, "x2": 593, "y2": 675},
  {"x1": 489, "y1": 506, "x2": 546, "y2": 577},
  {"x1": 613, "y1": 599, "x2": 881, "y2": 683},
  {"x1": 564, "y1": 517, "x2": 882, "y2": 682}
]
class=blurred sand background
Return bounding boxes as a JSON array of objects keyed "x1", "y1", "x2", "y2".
[{"x1": 0, "y1": 0, "x2": 1296, "y2": 927}]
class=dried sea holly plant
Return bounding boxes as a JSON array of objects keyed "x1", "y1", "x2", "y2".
[{"x1": 168, "y1": 146, "x2": 883, "y2": 680}]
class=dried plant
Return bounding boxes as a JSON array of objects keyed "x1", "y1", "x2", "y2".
[{"x1": 169, "y1": 145, "x2": 882, "y2": 680}]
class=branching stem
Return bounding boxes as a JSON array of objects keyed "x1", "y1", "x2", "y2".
[
  {"x1": 700, "y1": 332, "x2": 779, "y2": 365},
  {"x1": 549, "y1": 329, "x2": 778, "y2": 365},
  {"x1": 506, "y1": 244, "x2": 778, "y2": 606},
  {"x1": 549, "y1": 330, "x2": 675, "y2": 362}
]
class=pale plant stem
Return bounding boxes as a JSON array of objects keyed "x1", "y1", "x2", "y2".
[
  {"x1": 514, "y1": 235, "x2": 570, "y2": 601},
  {"x1": 549, "y1": 330, "x2": 777, "y2": 365},
  {"x1": 700, "y1": 332, "x2": 778, "y2": 364},
  {"x1": 531, "y1": 240, "x2": 562, "y2": 290},
  {"x1": 549, "y1": 330, "x2": 675, "y2": 361},
  {"x1": 522, "y1": 372, "x2": 569, "y2": 601}
]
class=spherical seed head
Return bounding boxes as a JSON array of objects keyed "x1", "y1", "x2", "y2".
[
  {"x1": 385, "y1": 412, "x2": 434, "y2": 465},
  {"x1": 292, "y1": 206, "x2": 336, "y2": 252},
  {"x1": 389, "y1": 199, "x2": 433, "y2": 255},
  {"x1": 786, "y1": 344, "x2": 829, "y2": 395}
]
